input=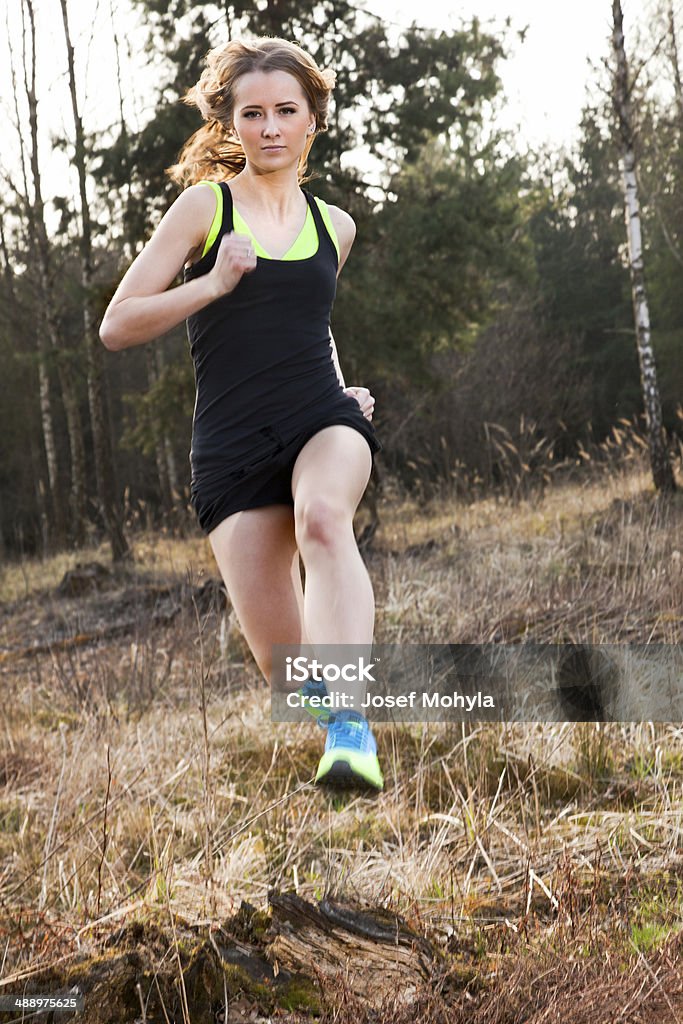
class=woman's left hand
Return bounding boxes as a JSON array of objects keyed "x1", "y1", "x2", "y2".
[{"x1": 344, "y1": 386, "x2": 375, "y2": 421}]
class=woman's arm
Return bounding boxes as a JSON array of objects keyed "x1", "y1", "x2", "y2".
[
  {"x1": 328, "y1": 205, "x2": 356, "y2": 279},
  {"x1": 329, "y1": 330, "x2": 346, "y2": 388},
  {"x1": 327, "y1": 205, "x2": 355, "y2": 385},
  {"x1": 326, "y1": 206, "x2": 374, "y2": 421},
  {"x1": 99, "y1": 185, "x2": 255, "y2": 351}
]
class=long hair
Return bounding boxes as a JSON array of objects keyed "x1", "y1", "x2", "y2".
[{"x1": 168, "y1": 38, "x2": 336, "y2": 187}]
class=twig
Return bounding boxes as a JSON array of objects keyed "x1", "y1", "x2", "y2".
[
  {"x1": 212, "y1": 780, "x2": 316, "y2": 858},
  {"x1": 136, "y1": 981, "x2": 148, "y2": 1024},
  {"x1": 96, "y1": 745, "x2": 112, "y2": 917},
  {"x1": 2, "y1": 765, "x2": 146, "y2": 900},
  {"x1": 38, "y1": 724, "x2": 68, "y2": 911},
  {"x1": 191, "y1": 589, "x2": 216, "y2": 909}
]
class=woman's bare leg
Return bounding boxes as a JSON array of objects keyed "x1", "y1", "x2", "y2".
[
  {"x1": 208, "y1": 504, "x2": 307, "y2": 684},
  {"x1": 291, "y1": 425, "x2": 383, "y2": 789},
  {"x1": 291, "y1": 425, "x2": 373, "y2": 647}
]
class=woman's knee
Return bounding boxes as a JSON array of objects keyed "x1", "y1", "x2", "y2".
[{"x1": 294, "y1": 496, "x2": 352, "y2": 555}]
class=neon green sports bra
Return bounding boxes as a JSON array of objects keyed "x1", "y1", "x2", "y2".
[{"x1": 197, "y1": 179, "x2": 340, "y2": 262}]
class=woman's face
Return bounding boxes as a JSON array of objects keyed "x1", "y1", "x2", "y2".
[{"x1": 232, "y1": 69, "x2": 316, "y2": 170}]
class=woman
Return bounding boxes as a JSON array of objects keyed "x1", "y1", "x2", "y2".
[{"x1": 100, "y1": 37, "x2": 383, "y2": 791}]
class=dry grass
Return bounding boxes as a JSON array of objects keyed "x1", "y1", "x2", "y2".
[
  {"x1": 0, "y1": 451, "x2": 682, "y2": 1020},
  {"x1": 375, "y1": 460, "x2": 682, "y2": 643},
  {"x1": 0, "y1": 533, "x2": 216, "y2": 606}
]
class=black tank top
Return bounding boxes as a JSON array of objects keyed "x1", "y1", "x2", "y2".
[{"x1": 184, "y1": 182, "x2": 378, "y2": 490}]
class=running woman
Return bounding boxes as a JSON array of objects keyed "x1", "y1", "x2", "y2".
[{"x1": 100, "y1": 37, "x2": 383, "y2": 790}]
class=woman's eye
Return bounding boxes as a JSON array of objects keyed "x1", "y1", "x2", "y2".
[{"x1": 242, "y1": 109, "x2": 296, "y2": 118}]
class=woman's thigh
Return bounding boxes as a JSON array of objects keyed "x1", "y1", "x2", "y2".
[
  {"x1": 291, "y1": 425, "x2": 372, "y2": 522},
  {"x1": 208, "y1": 504, "x2": 307, "y2": 680}
]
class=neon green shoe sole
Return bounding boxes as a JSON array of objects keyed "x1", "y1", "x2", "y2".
[
  {"x1": 315, "y1": 748, "x2": 384, "y2": 790},
  {"x1": 314, "y1": 711, "x2": 384, "y2": 791}
]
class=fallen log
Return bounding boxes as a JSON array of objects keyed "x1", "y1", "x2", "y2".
[{"x1": 266, "y1": 892, "x2": 435, "y2": 1009}]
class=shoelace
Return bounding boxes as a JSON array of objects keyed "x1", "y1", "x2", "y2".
[{"x1": 326, "y1": 712, "x2": 373, "y2": 753}]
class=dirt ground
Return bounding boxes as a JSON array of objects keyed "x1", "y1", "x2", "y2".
[{"x1": 1, "y1": 477, "x2": 682, "y2": 1022}]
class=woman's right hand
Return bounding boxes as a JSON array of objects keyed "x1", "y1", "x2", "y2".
[
  {"x1": 209, "y1": 232, "x2": 257, "y2": 297},
  {"x1": 99, "y1": 186, "x2": 257, "y2": 351}
]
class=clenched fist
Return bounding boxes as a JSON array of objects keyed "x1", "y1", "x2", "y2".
[
  {"x1": 344, "y1": 385, "x2": 375, "y2": 421},
  {"x1": 209, "y1": 232, "x2": 258, "y2": 297}
]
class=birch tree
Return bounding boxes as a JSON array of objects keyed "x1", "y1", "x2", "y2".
[
  {"x1": 5, "y1": 4, "x2": 63, "y2": 544},
  {"x1": 108, "y1": 0, "x2": 180, "y2": 521},
  {"x1": 611, "y1": 0, "x2": 676, "y2": 492},
  {"x1": 19, "y1": 0, "x2": 88, "y2": 546},
  {"x1": 58, "y1": 0, "x2": 130, "y2": 560}
]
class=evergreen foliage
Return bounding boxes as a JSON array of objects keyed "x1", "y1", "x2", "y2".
[{"x1": 2, "y1": 1, "x2": 682, "y2": 551}]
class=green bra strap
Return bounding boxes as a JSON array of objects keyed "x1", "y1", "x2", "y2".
[
  {"x1": 198, "y1": 180, "x2": 223, "y2": 258},
  {"x1": 232, "y1": 206, "x2": 271, "y2": 259},
  {"x1": 314, "y1": 198, "x2": 340, "y2": 260},
  {"x1": 234, "y1": 198, "x2": 340, "y2": 261},
  {"x1": 197, "y1": 184, "x2": 340, "y2": 262}
]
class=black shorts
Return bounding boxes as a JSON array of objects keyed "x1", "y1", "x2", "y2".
[{"x1": 190, "y1": 415, "x2": 381, "y2": 535}]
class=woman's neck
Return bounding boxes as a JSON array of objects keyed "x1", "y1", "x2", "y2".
[{"x1": 230, "y1": 167, "x2": 304, "y2": 221}]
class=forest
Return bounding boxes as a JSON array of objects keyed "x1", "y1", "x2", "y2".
[
  {"x1": 1, "y1": 0, "x2": 681, "y2": 560},
  {"x1": 1, "y1": 4, "x2": 683, "y2": 1021}
]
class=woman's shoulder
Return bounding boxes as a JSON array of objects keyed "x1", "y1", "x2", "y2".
[
  {"x1": 161, "y1": 181, "x2": 220, "y2": 231},
  {"x1": 320, "y1": 202, "x2": 355, "y2": 239},
  {"x1": 315, "y1": 200, "x2": 356, "y2": 263},
  {"x1": 178, "y1": 180, "x2": 224, "y2": 210},
  {"x1": 165, "y1": 182, "x2": 223, "y2": 265}
]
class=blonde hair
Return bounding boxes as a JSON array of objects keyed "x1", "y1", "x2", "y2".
[{"x1": 168, "y1": 37, "x2": 336, "y2": 187}]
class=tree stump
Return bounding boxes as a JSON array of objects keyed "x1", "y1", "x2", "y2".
[
  {"x1": 56, "y1": 561, "x2": 112, "y2": 597},
  {"x1": 266, "y1": 892, "x2": 435, "y2": 1009}
]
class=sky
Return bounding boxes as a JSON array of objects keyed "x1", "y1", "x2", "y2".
[
  {"x1": 0, "y1": 0, "x2": 663, "y2": 205},
  {"x1": 369, "y1": 0, "x2": 615, "y2": 150}
]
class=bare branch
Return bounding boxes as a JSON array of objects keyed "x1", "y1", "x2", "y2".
[
  {"x1": 5, "y1": 2, "x2": 30, "y2": 206},
  {"x1": 654, "y1": 199, "x2": 683, "y2": 267}
]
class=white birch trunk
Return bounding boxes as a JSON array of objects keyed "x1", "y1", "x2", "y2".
[
  {"x1": 10, "y1": 1, "x2": 64, "y2": 543},
  {"x1": 58, "y1": 0, "x2": 130, "y2": 560},
  {"x1": 108, "y1": 4, "x2": 177, "y2": 520},
  {"x1": 612, "y1": 0, "x2": 676, "y2": 492},
  {"x1": 22, "y1": 0, "x2": 89, "y2": 546}
]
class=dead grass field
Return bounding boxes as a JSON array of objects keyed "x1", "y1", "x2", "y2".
[{"x1": 0, "y1": 453, "x2": 681, "y2": 1022}]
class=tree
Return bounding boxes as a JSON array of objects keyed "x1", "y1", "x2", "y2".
[
  {"x1": 526, "y1": 113, "x2": 638, "y2": 438},
  {"x1": 58, "y1": 0, "x2": 131, "y2": 559},
  {"x1": 0, "y1": 206, "x2": 48, "y2": 552},
  {"x1": 634, "y1": 1, "x2": 683, "y2": 426},
  {"x1": 15, "y1": 0, "x2": 89, "y2": 547},
  {"x1": 611, "y1": 0, "x2": 675, "y2": 492},
  {"x1": 108, "y1": 5, "x2": 182, "y2": 522},
  {"x1": 97, "y1": 3, "x2": 508, "y2": 239},
  {"x1": 334, "y1": 135, "x2": 531, "y2": 383}
]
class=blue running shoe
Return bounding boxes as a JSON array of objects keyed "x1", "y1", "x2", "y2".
[
  {"x1": 297, "y1": 677, "x2": 332, "y2": 728},
  {"x1": 315, "y1": 711, "x2": 384, "y2": 791}
]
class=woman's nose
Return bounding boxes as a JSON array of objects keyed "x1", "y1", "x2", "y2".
[{"x1": 262, "y1": 116, "x2": 281, "y2": 137}]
